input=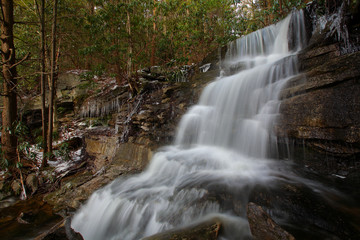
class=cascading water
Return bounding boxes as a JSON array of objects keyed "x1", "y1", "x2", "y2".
[{"x1": 72, "y1": 11, "x2": 308, "y2": 239}]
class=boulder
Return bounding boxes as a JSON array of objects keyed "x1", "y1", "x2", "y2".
[
  {"x1": 279, "y1": 42, "x2": 360, "y2": 133},
  {"x1": 150, "y1": 66, "x2": 162, "y2": 75},
  {"x1": 11, "y1": 180, "x2": 21, "y2": 195},
  {"x1": 0, "y1": 181, "x2": 12, "y2": 202},
  {"x1": 34, "y1": 218, "x2": 83, "y2": 240},
  {"x1": 249, "y1": 183, "x2": 359, "y2": 239},
  {"x1": 17, "y1": 212, "x2": 33, "y2": 224},
  {"x1": 247, "y1": 202, "x2": 295, "y2": 240},
  {"x1": 26, "y1": 173, "x2": 38, "y2": 195},
  {"x1": 276, "y1": 17, "x2": 360, "y2": 164},
  {"x1": 143, "y1": 219, "x2": 221, "y2": 240}
]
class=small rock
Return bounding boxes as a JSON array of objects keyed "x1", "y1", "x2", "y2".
[
  {"x1": 0, "y1": 196, "x2": 16, "y2": 208},
  {"x1": 157, "y1": 76, "x2": 167, "y2": 81},
  {"x1": 34, "y1": 217, "x2": 84, "y2": 240},
  {"x1": 26, "y1": 173, "x2": 38, "y2": 195},
  {"x1": 17, "y1": 212, "x2": 31, "y2": 224},
  {"x1": 150, "y1": 66, "x2": 162, "y2": 75},
  {"x1": 161, "y1": 98, "x2": 171, "y2": 104},
  {"x1": 11, "y1": 180, "x2": 22, "y2": 195},
  {"x1": 178, "y1": 103, "x2": 186, "y2": 110},
  {"x1": 142, "y1": 67, "x2": 151, "y2": 73},
  {"x1": 133, "y1": 110, "x2": 151, "y2": 121},
  {"x1": 162, "y1": 86, "x2": 176, "y2": 97},
  {"x1": 141, "y1": 125, "x2": 150, "y2": 131}
]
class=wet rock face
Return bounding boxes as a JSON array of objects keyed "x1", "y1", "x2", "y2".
[
  {"x1": 249, "y1": 182, "x2": 359, "y2": 240},
  {"x1": 84, "y1": 133, "x2": 117, "y2": 172},
  {"x1": 247, "y1": 202, "x2": 295, "y2": 240},
  {"x1": 276, "y1": 5, "x2": 360, "y2": 166},
  {"x1": 125, "y1": 83, "x2": 197, "y2": 145},
  {"x1": 278, "y1": 48, "x2": 360, "y2": 145},
  {"x1": 43, "y1": 67, "x2": 218, "y2": 213}
]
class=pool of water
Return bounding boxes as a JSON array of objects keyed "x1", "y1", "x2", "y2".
[{"x1": 0, "y1": 196, "x2": 62, "y2": 240}]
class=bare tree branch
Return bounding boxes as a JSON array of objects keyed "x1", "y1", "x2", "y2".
[
  {"x1": 10, "y1": 52, "x2": 31, "y2": 69},
  {"x1": 1, "y1": 48, "x2": 14, "y2": 65},
  {"x1": 0, "y1": 3, "x2": 5, "y2": 24},
  {"x1": 14, "y1": 21, "x2": 39, "y2": 25}
]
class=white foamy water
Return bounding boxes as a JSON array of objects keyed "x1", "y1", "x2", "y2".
[{"x1": 72, "y1": 11, "x2": 308, "y2": 240}]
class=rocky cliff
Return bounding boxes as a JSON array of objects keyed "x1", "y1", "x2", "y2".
[
  {"x1": 41, "y1": 65, "x2": 220, "y2": 212},
  {"x1": 275, "y1": 1, "x2": 360, "y2": 175}
]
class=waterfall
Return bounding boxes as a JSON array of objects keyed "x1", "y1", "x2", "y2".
[{"x1": 72, "y1": 11, "x2": 307, "y2": 240}]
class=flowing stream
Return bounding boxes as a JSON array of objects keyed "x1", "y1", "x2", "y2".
[{"x1": 72, "y1": 11, "x2": 317, "y2": 239}]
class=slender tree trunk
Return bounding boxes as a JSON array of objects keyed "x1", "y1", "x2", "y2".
[
  {"x1": 1, "y1": 0, "x2": 18, "y2": 173},
  {"x1": 150, "y1": 1, "x2": 157, "y2": 66},
  {"x1": 185, "y1": 6, "x2": 190, "y2": 64},
  {"x1": 85, "y1": 0, "x2": 95, "y2": 69},
  {"x1": 126, "y1": 4, "x2": 132, "y2": 78},
  {"x1": 163, "y1": 16, "x2": 167, "y2": 36},
  {"x1": 47, "y1": 0, "x2": 58, "y2": 157},
  {"x1": 279, "y1": 0, "x2": 283, "y2": 16},
  {"x1": 39, "y1": 0, "x2": 48, "y2": 167},
  {"x1": 263, "y1": 0, "x2": 269, "y2": 25}
]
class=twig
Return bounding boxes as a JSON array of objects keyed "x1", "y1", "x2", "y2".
[
  {"x1": 10, "y1": 52, "x2": 31, "y2": 69},
  {"x1": 17, "y1": 149, "x2": 27, "y2": 200},
  {"x1": 14, "y1": 21, "x2": 39, "y2": 25},
  {"x1": 1, "y1": 48, "x2": 14, "y2": 65}
]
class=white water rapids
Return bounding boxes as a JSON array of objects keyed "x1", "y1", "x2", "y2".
[{"x1": 72, "y1": 11, "x2": 308, "y2": 239}]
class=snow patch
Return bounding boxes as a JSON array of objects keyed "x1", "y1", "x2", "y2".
[{"x1": 199, "y1": 63, "x2": 211, "y2": 73}]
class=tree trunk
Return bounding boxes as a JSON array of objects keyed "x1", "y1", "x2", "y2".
[
  {"x1": 39, "y1": 0, "x2": 48, "y2": 167},
  {"x1": 47, "y1": 0, "x2": 58, "y2": 157},
  {"x1": 126, "y1": 6, "x2": 132, "y2": 78},
  {"x1": 163, "y1": 16, "x2": 167, "y2": 36},
  {"x1": 279, "y1": 0, "x2": 283, "y2": 16},
  {"x1": 150, "y1": 1, "x2": 157, "y2": 66},
  {"x1": 1, "y1": 0, "x2": 18, "y2": 173}
]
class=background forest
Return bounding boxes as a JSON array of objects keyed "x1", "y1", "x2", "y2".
[{"x1": 15, "y1": 0, "x2": 311, "y2": 86}]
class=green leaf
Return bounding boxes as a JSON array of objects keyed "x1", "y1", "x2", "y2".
[{"x1": 16, "y1": 162, "x2": 23, "y2": 169}]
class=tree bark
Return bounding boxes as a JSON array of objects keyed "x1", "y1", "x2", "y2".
[
  {"x1": 39, "y1": 0, "x2": 48, "y2": 167},
  {"x1": 1, "y1": 0, "x2": 18, "y2": 172},
  {"x1": 279, "y1": 0, "x2": 283, "y2": 16},
  {"x1": 47, "y1": 0, "x2": 58, "y2": 158},
  {"x1": 150, "y1": 0, "x2": 157, "y2": 66},
  {"x1": 126, "y1": 3, "x2": 132, "y2": 78}
]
